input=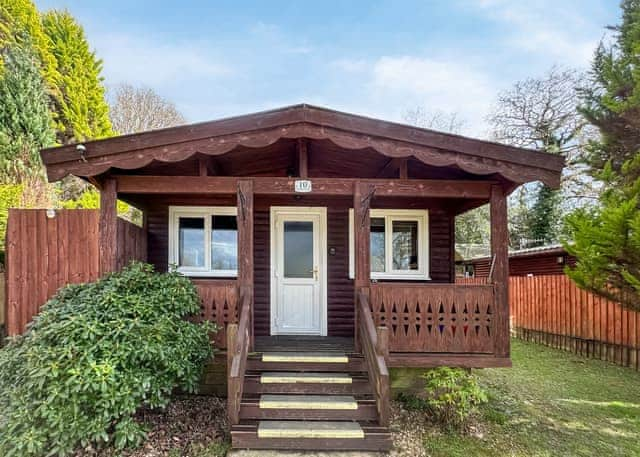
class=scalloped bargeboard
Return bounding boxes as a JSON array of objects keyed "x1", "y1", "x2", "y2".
[{"x1": 40, "y1": 104, "x2": 564, "y2": 188}]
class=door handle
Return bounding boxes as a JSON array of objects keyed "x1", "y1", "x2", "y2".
[{"x1": 309, "y1": 267, "x2": 318, "y2": 280}]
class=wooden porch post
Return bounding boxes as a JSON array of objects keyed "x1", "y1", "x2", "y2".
[
  {"x1": 99, "y1": 177, "x2": 118, "y2": 274},
  {"x1": 237, "y1": 180, "x2": 254, "y2": 349},
  {"x1": 490, "y1": 184, "x2": 509, "y2": 357},
  {"x1": 354, "y1": 182, "x2": 374, "y2": 349}
]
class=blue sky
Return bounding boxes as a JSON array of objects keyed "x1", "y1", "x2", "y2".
[{"x1": 36, "y1": 0, "x2": 618, "y2": 137}]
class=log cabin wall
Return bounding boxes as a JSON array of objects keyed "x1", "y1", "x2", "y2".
[
  {"x1": 465, "y1": 249, "x2": 577, "y2": 278},
  {"x1": 140, "y1": 193, "x2": 455, "y2": 337}
]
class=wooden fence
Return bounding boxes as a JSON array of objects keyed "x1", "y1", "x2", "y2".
[
  {"x1": 4, "y1": 209, "x2": 146, "y2": 335},
  {"x1": 510, "y1": 274, "x2": 640, "y2": 370},
  {"x1": 455, "y1": 277, "x2": 488, "y2": 285}
]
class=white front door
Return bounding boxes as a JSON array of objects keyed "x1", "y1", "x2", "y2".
[{"x1": 270, "y1": 207, "x2": 327, "y2": 336}]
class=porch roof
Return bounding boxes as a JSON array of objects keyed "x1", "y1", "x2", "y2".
[{"x1": 40, "y1": 103, "x2": 564, "y2": 187}]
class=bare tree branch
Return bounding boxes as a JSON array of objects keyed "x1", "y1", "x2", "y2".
[
  {"x1": 402, "y1": 107, "x2": 467, "y2": 134},
  {"x1": 108, "y1": 83, "x2": 186, "y2": 135}
]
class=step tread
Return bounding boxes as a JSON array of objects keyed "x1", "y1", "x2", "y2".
[
  {"x1": 262, "y1": 352, "x2": 349, "y2": 363},
  {"x1": 259, "y1": 394, "x2": 358, "y2": 410},
  {"x1": 260, "y1": 372, "x2": 353, "y2": 384},
  {"x1": 257, "y1": 420, "x2": 364, "y2": 439}
]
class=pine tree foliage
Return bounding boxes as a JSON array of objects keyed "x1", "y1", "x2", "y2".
[
  {"x1": 0, "y1": 41, "x2": 55, "y2": 183},
  {"x1": 566, "y1": 0, "x2": 640, "y2": 311},
  {"x1": 0, "y1": 0, "x2": 59, "y2": 97},
  {"x1": 579, "y1": 0, "x2": 640, "y2": 181},
  {"x1": 42, "y1": 10, "x2": 112, "y2": 143}
]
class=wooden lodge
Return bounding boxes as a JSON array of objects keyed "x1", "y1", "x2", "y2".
[{"x1": 37, "y1": 104, "x2": 564, "y2": 451}]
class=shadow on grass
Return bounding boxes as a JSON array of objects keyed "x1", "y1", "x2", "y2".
[{"x1": 422, "y1": 339, "x2": 640, "y2": 457}]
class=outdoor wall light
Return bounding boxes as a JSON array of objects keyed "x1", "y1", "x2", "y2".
[
  {"x1": 76, "y1": 144, "x2": 87, "y2": 162},
  {"x1": 46, "y1": 208, "x2": 56, "y2": 219}
]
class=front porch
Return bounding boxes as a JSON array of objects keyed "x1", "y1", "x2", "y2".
[{"x1": 37, "y1": 104, "x2": 563, "y2": 451}]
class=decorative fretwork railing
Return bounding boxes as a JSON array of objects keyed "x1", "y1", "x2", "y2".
[
  {"x1": 193, "y1": 279, "x2": 238, "y2": 349},
  {"x1": 369, "y1": 283, "x2": 495, "y2": 353}
]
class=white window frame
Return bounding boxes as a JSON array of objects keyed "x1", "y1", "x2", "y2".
[
  {"x1": 168, "y1": 206, "x2": 238, "y2": 277},
  {"x1": 349, "y1": 209, "x2": 430, "y2": 280}
]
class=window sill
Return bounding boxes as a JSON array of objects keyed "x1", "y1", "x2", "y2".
[
  {"x1": 173, "y1": 269, "x2": 238, "y2": 278},
  {"x1": 348, "y1": 274, "x2": 432, "y2": 281}
]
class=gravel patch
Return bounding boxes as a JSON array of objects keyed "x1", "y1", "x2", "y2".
[
  {"x1": 388, "y1": 401, "x2": 431, "y2": 457},
  {"x1": 77, "y1": 395, "x2": 229, "y2": 457},
  {"x1": 75, "y1": 397, "x2": 455, "y2": 456}
]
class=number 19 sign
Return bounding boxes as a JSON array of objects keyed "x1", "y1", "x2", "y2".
[{"x1": 294, "y1": 180, "x2": 312, "y2": 193}]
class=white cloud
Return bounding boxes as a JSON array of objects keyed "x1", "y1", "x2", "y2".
[
  {"x1": 93, "y1": 33, "x2": 233, "y2": 88},
  {"x1": 468, "y1": 0, "x2": 601, "y2": 68},
  {"x1": 369, "y1": 56, "x2": 496, "y2": 135}
]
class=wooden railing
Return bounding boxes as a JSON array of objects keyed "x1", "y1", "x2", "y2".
[
  {"x1": 358, "y1": 288, "x2": 390, "y2": 427},
  {"x1": 193, "y1": 279, "x2": 238, "y2": 349},
  {"x1": 369, "y1": 283, "x2": 496, "y2": 353},
  {"x1": 226, "y1": 287, "x2": 251, "y2": 425}
]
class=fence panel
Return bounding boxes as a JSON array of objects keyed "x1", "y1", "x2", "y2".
[
  {"x1": 5, "y1": 209, "x2": 100, "y2": 335},
  {"x1": 116, "y1": 217, "x2": 148, "y2": 269},
  {"x1": 510, "y1": 274, "x2": 640, "y2": 370},
  {"x1": 5, "y1": 209, "x2": 147, "y2": 336}
]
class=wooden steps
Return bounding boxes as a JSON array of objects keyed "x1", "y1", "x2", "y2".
[
  {"x1": 230, "y1": 351, "x2": 391, "y2": 451},
  {"x1": 232, "y1": 423, "x2": 390, "y2": 451},
  {"x1": 258, "y1": 420, "x2": 365, "y2": 439}
]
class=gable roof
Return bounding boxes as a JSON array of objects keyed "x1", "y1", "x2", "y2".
[{"x1": 40, "y1": 103, "x2": 564, "y2": 186}]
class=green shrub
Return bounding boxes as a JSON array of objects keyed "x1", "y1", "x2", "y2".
[
  {"x1": 0, "y1": 262, "x2": 215, "y2": 456},
  {"x1": 422, "y1": 367, "x2": 488, "y2": 430}
]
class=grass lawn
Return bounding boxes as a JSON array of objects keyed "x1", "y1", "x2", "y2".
[{"x1": 423, "y1": 339, "x2": 640, "y2": 457}]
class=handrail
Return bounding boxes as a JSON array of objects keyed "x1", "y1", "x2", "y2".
[
  {"x1": 227, "y1": 286, "x2": 251, "y2": 425},
  {"x1": 357, "y1": 288, "x2": 390, "y2": 427}
]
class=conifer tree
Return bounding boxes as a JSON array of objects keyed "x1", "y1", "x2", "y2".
[
  {"x1": 565, "y1": 0, "x2": 640, "y2": 311},
  {"x1": 0, "y1": 41, "x2": 55, "y2": 183},
  {"x1": 42, "y1": 10, "x2": 112, "y2": 143},
  {"x1": 0, "y1": 0, "x2": 59, "y2": 98}
]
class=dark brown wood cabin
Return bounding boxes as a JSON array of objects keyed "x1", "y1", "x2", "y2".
[
  {"x1": 459, "y1": 244, "x2": 576, "y2": 279},
  {"x1": 41, "y1": 104, "x2": 563, "y2": 451}
]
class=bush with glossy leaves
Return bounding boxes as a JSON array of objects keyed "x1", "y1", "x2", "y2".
[{"x1": 0, "y1": 262, "x2": 215, "y2": 456}]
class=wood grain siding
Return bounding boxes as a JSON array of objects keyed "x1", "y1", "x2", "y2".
[
  {"x1": 143, "y1": 195, "x2": 454, "y2": 337},
  {"x1": 429, "y1": 208, "x2": 454, "y2": 283},
  {"x1": 467, "y1": 250, "x2": 577, "y2": 279},
  {"x1": 146, "y1": 204, "x2": 169, "y2": 272},
  {"x1": 327, "y1": 209, "x2": 355, "y2": 336},
  {"x1": 253, "y1": 209, "x2": 270, "y2": 336}
]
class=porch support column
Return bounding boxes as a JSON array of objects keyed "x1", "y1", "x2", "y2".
[
  {"x1": 237, "y1": 179, "x2": 254, "y2": 349},
  {"x1": 354, "y1": 182, "x2": 374, "y2": 348},
  {"x1": 490, "y1": 184, "x2": 509, "y2": 357},
  {"x1": 99, "y1": 177, "x2": 118, "y2": 274}
]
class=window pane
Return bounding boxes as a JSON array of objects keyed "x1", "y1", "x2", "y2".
[
  {"x1": 392, "y1": 220, "x2": 418, "y2": 270},
  {"x1": 179, "y1": 217, "x2": 205, "y2": 267},
  {"x1": 211, "y1": 215, "x2": 237, "y2": 271},
  {"x1": 371, "y1": 217, "x2": 385, "y2": 272},
  {"x1": 284, "y1": 221, "x2": 313, "y2": 278}
]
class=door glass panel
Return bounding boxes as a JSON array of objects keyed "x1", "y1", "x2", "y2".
[
  {"x1": 211, "y1": 215, "x2": 237, "y2": 271},
  {"x1": 370, "y1": 217, "x2": 386, "y2": 272},
  {"x1": 284, "y1": 221, "x2": 314, "y2": 278},
  {"x1": 392, "y1": 220, "x2": 419, "y2": 270},
  {"x1": 178, "y1": 217, "x2": 205, "y2": 267}
]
